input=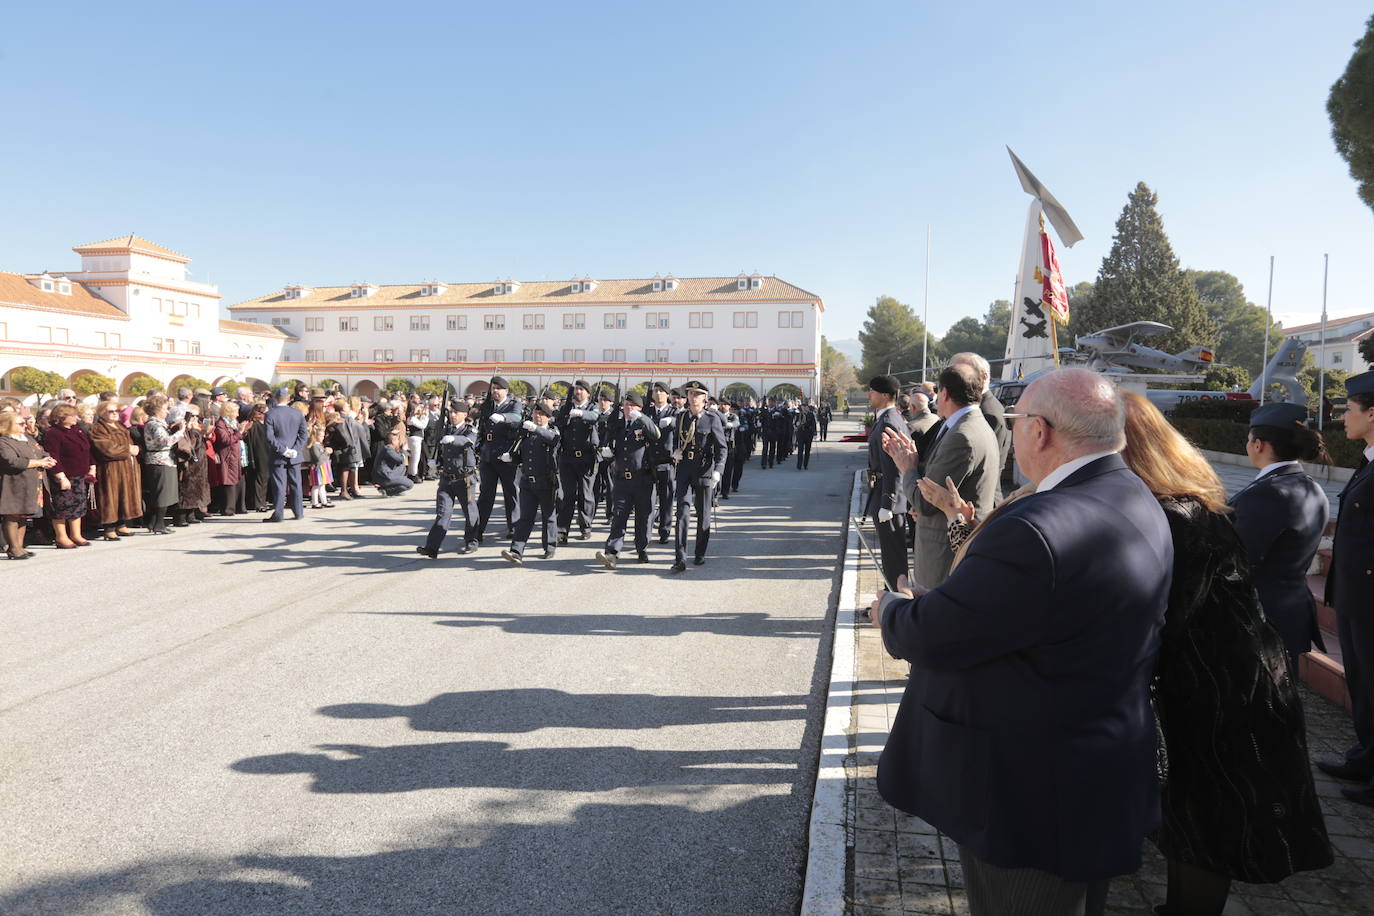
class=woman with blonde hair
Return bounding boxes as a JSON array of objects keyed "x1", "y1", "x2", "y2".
[{"x1": 1119, "y1": 392, "x2": 1330, "y2": 915}]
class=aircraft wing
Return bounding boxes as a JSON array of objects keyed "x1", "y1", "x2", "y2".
[{"x1": 1088, "y1": 321, "x2": 1174, "y2": 348}]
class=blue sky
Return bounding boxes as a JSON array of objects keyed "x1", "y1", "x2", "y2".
[{"x1": 3, "y1": 1, "x2": 1371, "y2": 349}]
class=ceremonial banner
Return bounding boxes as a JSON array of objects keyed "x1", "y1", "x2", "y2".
[{"x1": 1002, "y1": 200, "x2": 1063, "y2": 380}]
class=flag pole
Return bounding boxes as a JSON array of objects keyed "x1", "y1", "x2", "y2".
[
  {"x1": 1259, "y1": 256, "x2": 1274, "y2": 407},
  {"x1": 921, "y1": 225, "x2": 931, "y2": 382},
  {"x1": 1319, "y1": 253, "x2": 1329, "y2": 430}
]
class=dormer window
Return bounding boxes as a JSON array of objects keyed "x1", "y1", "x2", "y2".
[
  {"x1": 41, "y1": 279, "x2": 54, "y2": 292},
  {"x1": 421, "y1": 282, "x2": 448, "y2": 297},
  {"x1": 652, "y1": 279, "x2": 663, "y2": 292},
  {"x1": 571, "y1": 280, "x2": 582, "y2": 293},
  {"x1": 58, "y1": 282, "x2": 71, "y2": 295},
  {"x1": 737, "y1": 273, "x2": 748, "y2": 291},
  {"x1": 493, "y1": 280, "x2": 520, "y2": 295},
  {"x1": 284, "y1": 285, "x2": 312, "y2": 300},
  {"x1": 582, "y1": 277, "x2": 597, "y2": 293},
  {"x1": 750, "y1": 273, "x2": 763, "y2": 290},
  {"x1": 350, "y1": 283, "x2": 377, "y2": 298},
  {"x1": 664, "y1": 275, "x2": 678, "y2": 291}
]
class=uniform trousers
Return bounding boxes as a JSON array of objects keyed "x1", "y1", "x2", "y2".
[
  {"x1": 425, "y1": 475, "x2": 479, "y2": 552},
  {"x1": 796, "y1": 438, "x2": 813, "y2": 469},
  {"x1": 594, "y1": 460, "x2": 613, "y2": 520},
  {"x1": 269, "y1": 459, "x2": 304, "y2": 520},
  {"x1": 959, "y1": 847, "x2": 1108, "y2": 916},
  {"x1": 874, "y1": 514, "x2": 909, "y2": 592},
  {"x1": 819, "y1": 421, "x2": 829, "y2": 441},
  {"x1": 472, "y1": 457, "x2": 520, "y2": 541},
  {"x1": 510, "y1": 481, "x2": 558, "y2": 556},
  {"x1": 556, "y1": 457, "x2": 597, "y2": 535},
  {"x1": 761, "y1": 435, "x2": 777, "y2": 468},
  {"x1": 650, "y1": 463, "x2": 675, "y2": 540},
  {"x1": 728, "y1": 443, "x2": 746, "y2": 492},
  {"x1": 673, "y1": 470, "x2": 716, "y2": 561},
  {"x1": 605, "y1": 471, "x2": 653, "y2": 554},
  {"x1": 1337, "y1": 605, "x2": 1374, "y2": 776}
]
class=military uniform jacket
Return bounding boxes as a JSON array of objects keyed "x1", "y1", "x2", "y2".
[
  {"x1": 796, "y1": 413, "x2": 818, "y2": 442},
  {"x1": 866, "y1": 406, "x2": 909, "y2": 517},
  {"x1": 1229, "y1": 463, "x2": 1329, "y2": 658},
  {"x1": 675, "y1": 409, "x2": 727, "y2": 480},
  {"x1": 437, "y1": 422, "x2": 480, "y2": 479},
  {"x1": 556, "y1": 400, "x2": 600, "y2": 459},
  {"x1": 1326, "y1": 455, "x2": 1374, "y2": 614},
  {"x1": 477, "y1": 398, "x2": 524, "y2": 462},
  {"x1": 646, "y1": 403, "x2": 678, "y2": 467},
  {"x1": 721, "y1": 412, "x2": 739, "y2": 445},
  {"x1": 611, "y1": 411, "x2": 660, "y2": 474},
  {"x1": 519, "y1": 425, "x2": 560, "y2": 486}
]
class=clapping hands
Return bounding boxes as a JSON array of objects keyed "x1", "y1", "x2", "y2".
[
  {"x1": 916, "y1": 475, "x2": 975, "y2": 523},
  {"x1": 881, "y1": 429, "x2": 918, "y2": 473}
]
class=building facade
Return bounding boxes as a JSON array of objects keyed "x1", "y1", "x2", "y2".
[
  {"x1": 1281, "y1": 311, "x2": 1374, "y2": 374},
  {"x1": 0, "y1": 236, "x2": 292, "y2": 398},
  {"x1": 229, "y1": 273, "x2": 823, "y2": 400}
]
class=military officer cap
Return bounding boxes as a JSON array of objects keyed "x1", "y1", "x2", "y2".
[
  {"x1": 573, "y1": 379, "x2": 590, "y2": 391},
  {"x1": 1346, "y1": 370, "x2": 1374, "y2": 398},
  {"x1": 869, "y1": 375, "x2": 900, "y2": 396},
  {"x1": 670, "y1": 387, "x2": 684, "y2": 397},
  {"x1": 683, "y1": 381, "x2": 709, "y2": 395},
  {"x1": 1249, "y1": 403, "x2": 1307, "y2": 428},
  {"x1": 489, "y1": 375, "x2": 509, "y2": 389},
  {"x1": 652, "y1": 382, "x2": 670, "y2": 394},
  {"x1": 623, "y1": 392, "x2": 644, "y2": 408}
]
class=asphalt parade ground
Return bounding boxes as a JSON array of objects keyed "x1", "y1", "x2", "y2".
[{"x1": 0, "y1": 421, "x2": 868, "y2": 915}]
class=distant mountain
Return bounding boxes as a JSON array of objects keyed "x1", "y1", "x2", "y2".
[{"x1": 829, "y1": 338, "x2": 863, "y2": 364}]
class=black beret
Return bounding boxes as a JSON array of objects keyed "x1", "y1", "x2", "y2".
[
  {"x1": 489, "y1": 376, "x2": 509, "y2": 389},
  {"x1": 652, "y1": 382, "x2": 670, "y2": 394},
  {"x1": 670, "y1": 387, "x2": 683, "y2": 397},
  {"x1": 624, "y1": 392, "x2": 644, "y2": 408},
  {"x1": 596, "y1": 387, "x2": 614, "y2": 401},
  {"x1": 869, "y1": 375, "x2": 899, "y2": 396},
  {"x1": 534, "y1": 401, "x2": 553, "y2": 418},
  {"x1": 573, "y1": 379, "x2": 590, "y2": 390}
]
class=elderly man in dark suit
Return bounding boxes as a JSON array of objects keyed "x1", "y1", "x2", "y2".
[
  {"x1": 887, "y1": 364, "x2": 1000, "y2": 588},
  {"x1": 871, "y1": 368, "x2": 1173, "y2": 916},
  {"x1": 865, "y1": 375, "x2": 911, "y2": 591},
  {"x1": 263, "y1": 387, "x2": 308, "y2": 522}
]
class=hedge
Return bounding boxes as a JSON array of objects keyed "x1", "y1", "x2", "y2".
[{"x1": 1169, "y1": 415, "x2": 1364, "y2": 469}]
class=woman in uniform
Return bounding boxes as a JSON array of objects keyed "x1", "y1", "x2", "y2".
[{"x1": 1228, "y1": 402, "x2": 1330, "y2": 673}]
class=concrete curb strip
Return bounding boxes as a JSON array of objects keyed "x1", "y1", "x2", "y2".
[{"x1": 799, "y1": 468, "x2": 864, "y2": 915}]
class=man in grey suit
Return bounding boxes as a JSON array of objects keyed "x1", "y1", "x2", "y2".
[
  {"x1": 886, "y1": 364, "x2": 1000, "y2": 588},
  {"x1": 263, "y1": 387, "x2": 308, "y2": 522},
  {"x1": 949, "y1": 351, "x2": 1011, "y2": 490}
]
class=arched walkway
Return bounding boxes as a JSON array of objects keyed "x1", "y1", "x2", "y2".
[
  {"x1": 508, "y1": 379, "x2": 535, "y2": 397},
  {"x1": 767, "y1": 383, "x2": 803, "y2": 401},
  {"x1": 465, "y1": 380, "x2": 490, "y2": 397},
  {"x1": 352, "y1": 379, "x2": 380, "y2": 399},
  {"x1": 720, "y1": 383, "x2": 759, "y2": 402},
  {"x1": 245, "y1": 378, "x2": 272, "y2": 394},
  {"x1": 120, "y1": 371, "x2": 163, "y2": 398}
]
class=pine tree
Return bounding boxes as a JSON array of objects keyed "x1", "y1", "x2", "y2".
[
  {"x1": 858, "y1": 295, "x2": 939, "y2": 382},
  {"x1": 1074, "y1": 182, "x2": 1216, "y2": 356},
  {"x1": 1329, "y1": 15, "x2": 1374, "y2": 215}
]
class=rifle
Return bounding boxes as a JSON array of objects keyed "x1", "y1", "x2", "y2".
[{"x1": 511, "y1": 382, "x2": 554, "y2": 462}]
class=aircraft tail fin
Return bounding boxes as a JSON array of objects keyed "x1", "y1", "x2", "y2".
[
  {"x1": 1247, "y1": 339, "x2": 1309, "y2": 401},
  {"x1": 1176, "y1": 345, "x2": 1216, "y2": 366}
]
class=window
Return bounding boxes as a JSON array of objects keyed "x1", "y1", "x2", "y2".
[
  {"x1": 571, "y1": 281, "x2": 582, "y2": 293},
  {"x1": 732, "y1": 348, "x2": 758, "y2": 362},
  {"x1": 604, "y1": 312, "x2": 626, "y2": 329},
  {"x1": 733, "y1": 312, "x2": 758, "y2": 328},
  {"x1": 777, "y1": 348, "x2": 804, "y2": 363},
  {"x1": 602, "y1": 348, "x2": 626, "y2": 362},
  {"x1": 189, "y1": 340, "x2": 201, "y2": 355},
  {"x1": 152, "y1": 337, "x2": 163, "y2": 352},
  {"x1": 737, "y1": 277, "x2": 748, "y2": 291},
  {"x1": 644, "y1": 348, "x2": 669, "y2": 362},
  {"x1": 305, "y1": 349, "x2": 324, "y2": 361},
  {"x1": 41, "y1": 279, "x2": 53, "y2": 292},
  {"x1": 446, "y1": 348, "x2": 467, "y2": 361},
  {"x1": 410, "y1": 349, "x2": 430, "y2": 362},
  {"x1": 522, "y1": 348, "x2": 544, "y2": 361},
  {"x1": 193, "y1": 303, "x2": 201, "y2": 318},
  {"x1": 689, "y1": 312, "x2": 714, "y2": 329},
  {"x1": 484, "y1": 349, "x2": 504, "y2": 361},
  {"x1": 55, "y1": 327, "x2": 69, "y2": 343},
  {"x1": 752, "y1": 277, "x2": 762, "y2": 290},
  {"x1": 58, "y1": 282, "x2": 70, "y2": 295},
  {"x1": 523, "y1": 313, "x2": 545, "y2": 330},
  {"x1": 165, "y1": 338, "x2": 176, "y2": 353},
  {"x1": 340, "y1": 317, "x2": 359, "y2": 332},
  {"x1": 109, "y1": 333, "x2": 120, "y2": 348},
  {"x1": 410, "y1": 315, "x2": 430, "y2": 331},
  {"x1": 645, "y1": 312, "x2": 669, "y2": 329},
  {"x1": 373, "y1": 349, "x2": 391, "y2": 361},
  {"x1": 484, "y1": 314, "x2": 505, "y2": 330},
  {"x1": 179, "y1": 301, "x2": 190, "y2": 315},
  {"x1": 339, "y1": 349, "x2": 359, "y2": 361},
  {"x1": 153, "y1": 298, "x2": 163, "y2": 313},
  {"x1": 272, "y1": 316, "x2": 292, "y2": 327},
  {"x1": 688, "y1": 349, "x2": 713, "y2": 363},
  {"x1": 446, "y1": 315, "x2": 468, "y2": 331},
  {"x1": 374, "y1": 316, "x2": 394, "y2": 331},
  {"x1": 1333, "y1": 352, "x2": 1344, "y2": 365},
  {"x1": 305, "y1": 317, "x2": 324, "y2": 332},
  {"x1": 563, "y1": 313, "x2": 586, "y2": 330},
  {"x1": 562, "y1": 348, "x2": 585, "y2": 361},
  {"x1": 778, "y1": 310, "x2": 804, "y2": 328},
  {"x1": 0, "y1": 322, "x2": 7, "y2": 339}
]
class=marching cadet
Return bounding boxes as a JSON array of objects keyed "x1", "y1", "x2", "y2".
[
  {"x1": 593, "y1": 386, "x2": 618, "y2": 522},
  {"x1": 595, "y1": 392, "x2": 660, "y2": 569},
  {"x1": 1318, "y1": 371, "x2": 1374, "y2": 809},
  {"x1": 646, "y1": 382, "x2": 678, "y2": 543},
  {"x1": 555, "y1": 379, "x2": 601, "y2": 543},
  {"x1": 818, "y1": 402, "x2": 832, "y2": 441},
  {"x1": 416, "y1": 401, "x2": 481, "y2": 558},
  {"x1": 718, "y1": 401, "x2": 740, "y2": 500},
  {"x1": 469, "y1": 376, "x2": 524, "y2": 549},
  {"x1": 671, "y1": 381, "x2": 728, "y2": 572},
  {"x1": 501, "y1": 402, "x2": 561, "y2": 566},
  {"x1": 759, "y1": 400, "x2": 776, "y2": 469},
  {"x1": 795, "y1": 403, "x2": 818, "y2": 470}
]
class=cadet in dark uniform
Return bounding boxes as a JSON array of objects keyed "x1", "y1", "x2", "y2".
[
  {"x1": 865, "y1": 375, "x2": 910, "y2": 591},
  {"x1": 1319, "y1": 371, "x2": 1374, "y2": 808},
  {"x1": 645, "y1": 382, "x2": 677, "y2": 543},
  {"x1": 502, "y1": 402, "x2": 560, "y2": 565},
  {"x1": 1228, "y1": 402, "x2": 1331, "y2": 671},
  {"x1": 595, "y1": 393, "x2": 660, "y2": 569},
  {"x1": 727, "y1": 401, "x2": 749, "y2": 494},
  {"x1": 555, "y1": 379, "x2": 600, "y2": 542},
  {"x1": 818, "y1": 402, "x2": 832, "y2": 441},
  {"x1": 718, "y1": 402, "x2": 740, "y2": 500},
  {"x1": 759, "y1": 400, "x2": 777, "y2": 469},
  {"x1": 670, "y1": 381, "x2": 728, "y2": 572},
  {"x1": 417, "y1": 402, "x2": 481, "y2": 558},
  {"x1": 470, "y1": 376, "x2": 523, "y2": 548},
  {"x1": 593, "y1": 387, "x2": 618, "y2": 521},
  {"x1": 795, "y1": 404, "x2": 818, "y2": 470}
]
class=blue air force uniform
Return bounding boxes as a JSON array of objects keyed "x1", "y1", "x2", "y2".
[
  {"x1": 601, "y1": 400, "x2": 661, "y2": 559},
  {"x1": 507, "y1": 416, "x2": 560, "y2": 560},
  {"x1": 471, "y1": 382, "x2": 523, "y2": 543},
  {"x1": 555, "y1": 383, "x2": 600, "y2": 539},
  {"x1": 672, "y1": 396, "x2": 728, "y2": 565},
  {"x1": 423, "y1": 418, "x2": 481, "y2": 554},
  {"x1": 646, "y1": 390, "x2": 678, "y2": 542}
]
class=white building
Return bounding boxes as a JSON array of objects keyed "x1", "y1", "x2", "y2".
[
  {"x1": 0, "y1": 235, "x2": 292, "y2": 398},
  {"x1": 229, "y1": 272, "x2": 823, "y2": 400},
  {"x1": 1281, "y1": 312, "x2": 1374, "y2": 374}
]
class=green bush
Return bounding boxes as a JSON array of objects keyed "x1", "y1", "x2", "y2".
[
  {"x1": 383, "y1": 377, "x2": 415, "y2": 395},
  {"x1": 72, "y1": 373, "x2": 117, "y2": 397},
  {"x1": 1172, "y1": 398, "x2": 1261, "y2": 422},
  {"x1": 507, "y1": 380, "x2": 534, "y2": 397},
  {"x1": 416, "y1": 378, "x2": 452, "y2": 398},
  {"x1": 1168, "y1": 415, "x2": 1364, "y2": 469},
  {"x1": 127, "y1": 376, "x2": 164, "y2": 398},
  {"x1": 8, "y1": 367, "x2": 69, "y2": 395}
]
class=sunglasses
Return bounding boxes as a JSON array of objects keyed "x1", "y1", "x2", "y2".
[{"x1": 1004, "y1": 411, "x2": 1054, "y2": 429}]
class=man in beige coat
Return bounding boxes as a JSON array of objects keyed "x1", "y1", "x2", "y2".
[{"x1": 885, "y1": 364, "x2": 1000, "y2": 588}]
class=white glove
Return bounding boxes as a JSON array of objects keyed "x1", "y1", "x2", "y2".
[
  {"x1": 490, "y1": 413, "x2": 505, "y2": 424},
  {"x1": 877, "y1": 508, "x2": 894, "y2": 523},
  {"x1": 499, "y1": 452, "x2": 514, "y2": 463},
  {"x1": 440, "y1": 435, "x2": 456, "y2": 445},
  {"x1": 522, "y1": 420, "x2": 537, "y2": 432},
  {"x1": 598, "y1": 446, "x2": 613, "y2": 459},
  {"x1": 709, "y1": 471, "x2": 721, "y2": 485},
  {"x1": 659, "y1": 417, "x2": 673, "y2": 427},
  {"x1": 570, "y1": 408, "x2": 583, "y2": 418},
  {"x1": 283, "y1": 449, "x2": 298, "y2": 460}
]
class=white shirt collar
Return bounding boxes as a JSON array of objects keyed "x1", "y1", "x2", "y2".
[
  {"x1": 1365, "y1": 444, "x2": 1374, "y2": 462},
  {"x1": 941, "y1": 405, "x2": 976, "y2": 433},
  {"x1": 1036, "y1": 451, "x2": 1120, "y2": 493},
  {"x1": 1257, "y1": 460, "x2": 1301, "y2": 480},
  {"x1": 875, "y1": 404, "x2": 896, "y2": 421}
]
